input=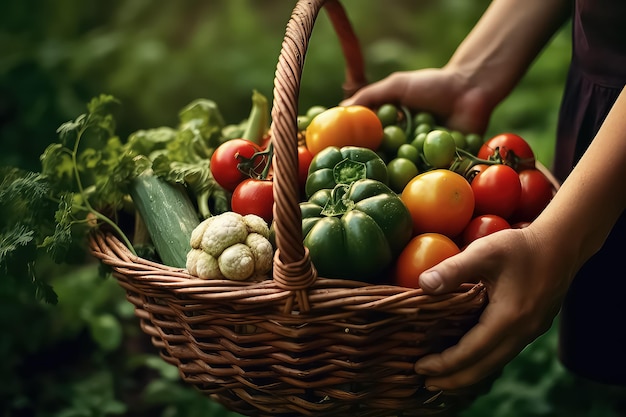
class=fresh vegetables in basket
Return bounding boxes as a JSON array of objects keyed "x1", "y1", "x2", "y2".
[{"x1": 1, "y1": 88, "x2": 557, "y2": 298}]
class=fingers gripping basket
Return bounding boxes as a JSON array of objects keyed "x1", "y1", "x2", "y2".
[{"x1": 89, "y1": 1, "x2": 489, "y2": 415}]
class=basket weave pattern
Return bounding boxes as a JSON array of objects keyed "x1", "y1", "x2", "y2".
[{"x1": 89, "y1": 1, "x2": 489, "y2": 415}]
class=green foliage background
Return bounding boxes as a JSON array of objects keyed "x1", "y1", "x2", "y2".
[{"x1": 1, "y1": 1, "x2": 624, "y2": 416}]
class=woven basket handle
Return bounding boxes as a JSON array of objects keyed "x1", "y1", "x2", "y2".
[{"x1": 270, "y1": 0, "x2": 366, "y2": 312}]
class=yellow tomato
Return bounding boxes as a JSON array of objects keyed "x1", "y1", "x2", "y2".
[
  {"x1": 401, "y1": 169, "x2": 475, "y2": 238},
  {"x1": 305, "y1": 105, "x2": 384, "y2": 155}
]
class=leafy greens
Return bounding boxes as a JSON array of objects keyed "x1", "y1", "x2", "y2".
[{"x1": 1, "y1": 91, "x2": 256, "y2": 303}]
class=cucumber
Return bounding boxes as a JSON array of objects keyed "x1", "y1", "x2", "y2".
[{"x1": 129, "y1": 173, "x2": 200, "y2": 268}]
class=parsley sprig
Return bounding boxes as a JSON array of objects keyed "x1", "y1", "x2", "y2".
[{"x1": 1, "y1": 95, "x2": 140, "y2": 303}]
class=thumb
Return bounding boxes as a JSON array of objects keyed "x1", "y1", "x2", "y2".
[{"x1": 418, "y1": 251, "x2": 479, "y2": 294}]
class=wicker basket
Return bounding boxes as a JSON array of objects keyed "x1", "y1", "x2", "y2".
[{"x1": 89, "y1": 1, "x2": 494, "y2": 415}]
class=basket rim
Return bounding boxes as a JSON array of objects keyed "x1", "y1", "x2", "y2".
[{"x1": 89, "y1": 231, "x2": 487, "y2": 315}]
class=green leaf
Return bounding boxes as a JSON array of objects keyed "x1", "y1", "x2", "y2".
[
  {"x1": 126, "y1": 126, "x2": 178, "y2": 158},
  {"x1": 34, "y1": 279, "x2": 59, "y2": 305},
  {"x1": 0, "y1": 169, "x2": 54, "y2": 231},
  {"x1": 178, "y1": 98, "x2": 225, "y2": 134},
  {"x1": 78, "y1": 147, "x2": 101, "y2": 169},
  {"x1": 56, "y1": 115, "x2": 86, "y2": 148},
  {"x1": 41, "y1": 193, "x2": 74, "y2": 259},
  {"x1": 89, "y1": 313, "x2": 123, "y2": 352},
  {"x1": 178, "y1": 98, "x2": 226, "y2": 151},
  {"x1": 90, "y1": 143, "x2": 145, "y2": 209},
  {"x1": 0, "y1": 223, "x2": 58, "y2": 304},
  {"x1": 0, "y1": 169, "x2": 50, "y2": 210},
  {"x1": 0, "y1": 224, "x2": 35, "y2": 266},
  {"x1": 86, "y1": 94, "x2": 120, "y2": 120},
  {"x1": 40, "y1": 143, "x2": 75, "y2": 190},
  {"x1": 0, "y1": 169, "x2": 60, "y2": 303}
]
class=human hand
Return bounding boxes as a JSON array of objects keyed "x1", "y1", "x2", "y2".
[
  {"x1": 414, "y1": 225, "x2": 573, "y2": 390},
  {"x1": 341, "y1": 68, "x2": 493, "y2": 135}
]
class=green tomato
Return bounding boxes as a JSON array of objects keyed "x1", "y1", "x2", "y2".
[
  {"x1": 306, "y1": 105, "x2": 327, "y2": 119},
  {"x1": 450, "y1": 130, "x2": 467, "y2": 150},
  {"x1": 423, "y1": 129, "x2": 457, "y2": 168},
  {"x1": 465, "y1": 133, "x2": 484, "y2": 155},
  {"x1": 380, "y1": 125, "x2": 407, "y2": 156},
  {"x1": 300, "y1": 179, "x2": 413, "y2": 282},
  {"x1": 413, "y1": 111, "x2": 435, "y2": 127},
  {"x1": 297, "y1": 115, "x2": 311, "y2": 131},
  {"x1": 377, "y1": 103, "x2": 399, "y2": 127},
  {"x1": 299, "y1": 105, "x2": 327, "y2": 130},
  {"x1": 411, "y1": 132, "x2": 427, "y2": 153},
  {"x1": 387, "y1": 157, "x2": 419, "y2": 193},
  {"x1": 396, "y1": 143, "x2": 420, "y2": 165},
  {"x1": 413, "y1": 123, "x2": 432, "y2": 138}
]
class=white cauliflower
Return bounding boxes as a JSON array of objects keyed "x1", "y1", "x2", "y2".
[{"x1": 186, "y1": 212, "x2": 273, "y2": 281}]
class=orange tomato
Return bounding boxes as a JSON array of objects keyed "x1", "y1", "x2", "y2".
[
  {"x1": 305, "y1": 105, "x2": 384, "y2": 155},
  {"x1": 393, "y1": 233, "x2": 460, "y2": 288},
  {"x1": 401, "y1": 169, "x2": 475, "y2": 237}
]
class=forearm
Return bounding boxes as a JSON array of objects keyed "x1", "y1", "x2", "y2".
[
  {"x1": 445, "y1": 0, "x2": 571, "y2": 108},
  {"x1": 532, "y1": 88, "x2": 626, "y2": 273}
]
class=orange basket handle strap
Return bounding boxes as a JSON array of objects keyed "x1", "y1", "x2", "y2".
[
  {"x1": 323, "y1": 0, "x2": 368, "y2": 97},
  {"x1": 270, "y1": 0, "x2": 364, "y2": 312}
]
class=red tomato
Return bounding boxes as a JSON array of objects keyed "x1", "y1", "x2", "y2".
[
  {"x1": 305, "y1": 105, "x2": 384, "y2": 155},
  {"x1": 401, "y1": 169, "x2": 475, "y2": 238},
  {"x1": 462, "y1": 214, "x2": 511, "y2": 246},
  {"x1": 231, "y1": 178, "x2": 274, "y2": 224},
  {"x1": 478, "y1": 133, "x2": 535, "y2": 171},
  {"x1": 210, "y1": 139, "x2": 265, "y2": 192},
  {"x1": 471, "y1": 164, "x2": 522, "y2": 219},
  {"x1": 393, "y1": 233, "x2": 461, "y2": 289},
  {"x1": 510, "y1": 168, "x2": 555, "y2": 222},
  {"x1": 298, "y1": 146, "x2": 314, "y2": 192}
]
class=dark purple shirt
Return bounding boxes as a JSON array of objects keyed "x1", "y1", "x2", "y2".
[
  {"x1": 555, "y1": 0, "x2": 626, "y2": 386},
  {"x1": 573, "y1": 0, "x2": 626, "y2": 86},
  {"x1": 554, "y1": 0, "x2": 626, "y2": 181}
]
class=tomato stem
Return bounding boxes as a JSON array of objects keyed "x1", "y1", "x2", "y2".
[
  {"x1": 449, "y1": 148, "x2": 500, "y2": 179},
  {"x1": 258, "y1": 142, "x2": 273, "y2": 180},
  {"x1": 320, "y1": 183, "x2": 354, "y2": 216},
  {"x1": 332, "y1": 158, "x2": 367, "y2": 184},
  {"x1": 236, "y1": 142, "x2": 274, "y2": 180}
]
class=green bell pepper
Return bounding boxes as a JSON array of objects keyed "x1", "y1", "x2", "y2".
[
  {"x1": 304, "y1": 146, "x2": 388, "y2": 198},
  {"x1": 300, "y1": 178, "x2": 412, "y2": 282}
]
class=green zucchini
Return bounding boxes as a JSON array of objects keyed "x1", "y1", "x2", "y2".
[{"x1": 129, "y1": 173, "x2": 200, "y2": 268}]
